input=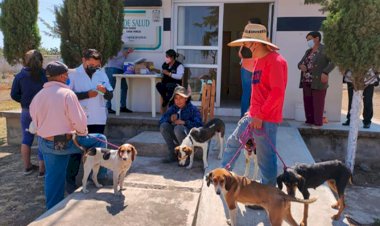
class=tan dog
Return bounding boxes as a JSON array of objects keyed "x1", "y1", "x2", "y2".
[
  {"x1": 82, "y1": 144, "x2": 137, "y2": 195},
  {"x1": 206, "y1": 168, "x2": 317, "y2": 226}
]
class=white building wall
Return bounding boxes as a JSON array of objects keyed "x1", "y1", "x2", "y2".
[{"x1": 275, "y1": 0, "x2": 342, "y2": 121}]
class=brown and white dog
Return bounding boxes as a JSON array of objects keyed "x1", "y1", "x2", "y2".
[
  {"x1": 243, "y1": 138, "x2": 259, "y2": 181},
  {"x1": 206, "y1": 168, "x2": 317, "y2": 226},
  {"x1": 175, "y1": 118, "x2": 225, "y2": 169},
  {"x1": 82, "y1": 144, "x2": 137, "y2": 195}
]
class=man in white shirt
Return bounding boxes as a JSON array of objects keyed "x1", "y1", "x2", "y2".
[{"x1": 67, "y1": 49, "x2": 113, "y2": 193}]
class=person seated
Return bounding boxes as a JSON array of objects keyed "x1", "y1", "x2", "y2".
[
  {"x1": 159, "y1": 86, "x2": 203, "y2": 163},
  {"x1": 156, "y1": 49, "x2": 185, "y2": 110}
]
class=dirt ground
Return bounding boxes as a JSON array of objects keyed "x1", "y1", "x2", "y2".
[{"x1": 0, "y1": 74, "x2": 379, "y2": 225}]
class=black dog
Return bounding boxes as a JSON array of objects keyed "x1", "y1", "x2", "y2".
[{"x1": 276, "y1": 160, "x2": 352, "y2": 226}]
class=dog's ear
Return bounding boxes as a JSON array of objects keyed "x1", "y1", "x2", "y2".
[
  {"x1": 296, "y1": 174, "x2": 306, "y2": 191},
  {"x1": 276, "y1": 174, "x2": 284, "y2": 190},
  {"x1": 205, "y1": 172, "x2": 212, "y2": 187},
  {"x1": 224, "y1": 174, "x2": 233, "y2": 191},
  {"x1": 130, "y1": 145, "x2": 137, "y2": 161},
  {"x1": 184, "y1": 146, "x2": 193, "y2": 155},
  {"x1": 174, "y1": 146, "x2": 180, "y2": 156},
  {"x1": 86, "y1": 147, "x2": 97, "y2": 156}
]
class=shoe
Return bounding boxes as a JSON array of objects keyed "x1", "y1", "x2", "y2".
[
  {"x1": 342, "y1": 120, "x2": 350, "y2": 126},
  {"x1": 246, "y1": 204, "x2": 264, "y2": 210},
  {"x1": 162, "y1": 157, "x2": 176, "y2": 163},
  {"x1": 38, "y1": 172, "x2": 45, "y2": 179},
  {"x1": 120, "y1": 107, "x2": 133, "y2": 113},
  {"x1": 23, "y1": 164, "x2": 38, "y2": 175},
  {"x1": 311, "y1": 125, "x2": 322, "y2": 129},
  {"x1": 108, "y1": 108, "x2": 116, "y2": 114},
  {"x1": 363, "y1": 123, "x2": 371, "y2": 129}
]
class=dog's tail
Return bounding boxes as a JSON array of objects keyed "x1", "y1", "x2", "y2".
[{"x1": 284, "y1": 195, "x2": 317, "y2": 204}]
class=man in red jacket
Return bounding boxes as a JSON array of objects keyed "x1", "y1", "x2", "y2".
[{"x1": 221, "y1": 23, "x2": 288, "y2": 186}]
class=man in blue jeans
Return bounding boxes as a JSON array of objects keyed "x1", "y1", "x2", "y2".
[
  {"x1": 223, "y1": 23, "x2": 288, "y2": 188},
  {"x1": 30, "y1": 61, "x2": 107, "y2": 209}
]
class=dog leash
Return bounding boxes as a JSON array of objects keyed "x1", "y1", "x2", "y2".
[
  {"x1": 87, "y1": 134, "x2": 120, "y2": 149},
  {"x1": 225, "y1": 127, "x2": 252, "y2": 170},
  {"x1": 252, "y1": 129, "x2": 288, "y2": 170}
]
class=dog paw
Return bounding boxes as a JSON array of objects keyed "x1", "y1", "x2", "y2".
[
  {"x1": 95, "y1": 183, "x2": 103, "y2": 188},
  {"x1": 203, "y1": 165, "x2": 208, "y2": 169},
  {"x1": 300, "y1": 221, "x2": 307, "y2": 226},
  {"x1": 82, "y1": 188, "x2": 89, "y2": 194},
  {"x1": 331, "y1": 203, "x2": 339, "y2": 209},
  {"x1": 186, "y1": 165, "x2": 192, "y2": 169},
  {"x1": 331, "y1": 214, "x2": 340, "y2": 221},
  {"x1": 114, "y1": 190, "x2": 123, "y2": 196},
  {"x1": 226, "y1": 219, "x2": 232, "y2": 226},
  {"x1": 217, "y1": 155, "x2": 222, "y2": 160}
]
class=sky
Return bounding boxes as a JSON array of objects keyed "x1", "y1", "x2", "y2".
[{"x1": 0, "y1": 0, "x2": 63, "y2": 49}]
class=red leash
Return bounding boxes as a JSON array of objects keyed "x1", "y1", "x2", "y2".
[
  {"x1": 88, "y1": 134, "x2": 120, "y2": 149},
  {"x1": 225, "y1": 127, "x2": 252, "y2": 170},
  {"x1": 252, "y1": 129, "x2": 288, "y2": 170}
]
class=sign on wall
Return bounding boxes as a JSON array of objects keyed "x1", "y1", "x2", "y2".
[{"x1": 122, "y1": 8, "x2": 163, "y2": 51}]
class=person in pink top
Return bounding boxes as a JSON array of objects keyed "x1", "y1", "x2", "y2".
[
  {"x1": 221, "y1": 23, "x2": 288, "y2": 189},
  {"x1": 30, "y1": 61, "x2": 107, "y2": 210}
]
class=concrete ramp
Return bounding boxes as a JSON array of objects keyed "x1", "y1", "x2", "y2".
[{"x1": 30, "y1": 156, "x2": 204, "y2": 226}]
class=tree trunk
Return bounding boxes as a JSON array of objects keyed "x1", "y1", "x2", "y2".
[{"x1": 345, "y1": 89, "x2": 363, "y2": 173}]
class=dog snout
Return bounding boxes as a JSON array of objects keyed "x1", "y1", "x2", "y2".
[{"x1": 216, "y1": 189, "x2": 221, "y2": 195}]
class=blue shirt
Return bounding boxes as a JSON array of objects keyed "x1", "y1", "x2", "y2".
[
  {"x1": 159, "y1": 102, "x2": 203, "y2": 130},
  {"x1": 11, "y1": 67, "x2": 47, "y2": 109}
]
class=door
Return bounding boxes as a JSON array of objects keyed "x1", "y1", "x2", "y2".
[{"x1": 173, "y1": 3, "x2": 223, "y2": 107}]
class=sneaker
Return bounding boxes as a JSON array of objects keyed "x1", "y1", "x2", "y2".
[
  {"x1": 120, "y1": 107, "x2": 133, "y2": 113},
  {"x1": 342, "y1": 120, "x2": 350, "y2": 126},
  {"x1": 108, "y1": 108, "x2": 116, "y2": 114},
  {"x1": 363, "y1": 123, "x2": 371, "y2": 129},
  {"x1": 311, "y1": 125, "x2": 322, "y2": 129},
  {"x1": 23, "y1": 164, "x2": 38, "y2": 175},
  {"x1": 38, "y1": 172, "x2": 45, "y2": 179},
  {"x1": 246, "y1": 205, "x2": 264, "y2": 210}
]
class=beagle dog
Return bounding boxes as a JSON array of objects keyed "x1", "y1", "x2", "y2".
[
  {"x1": 175, "y1": 118, "x2": 225, "y2": 169},
  {"x1": 82, "y1": 144, "x2": 137, "y2": 195},
  {"x1": 276, "y1": 160, "x2": 352, "y2": 225},
  {"x1": 206, "y1": 168, "x2": 316, "y2": 226},
  {"x1": 243, "y1": 138, "x2": 260, "y2": 181}
]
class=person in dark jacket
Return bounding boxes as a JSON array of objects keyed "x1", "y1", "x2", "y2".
[
  {"x1": 159, "y1": 86, "x2": 202, "y2": 163},
  {"x1": 10, "y1": 49, "x2": 47, "y2": 177},
  {"x1": 156, "y1": 49, "x2": 185, "y2": 110},
  {"x1": 298, "y1": 31, "x2": 335, "y2": 129}
]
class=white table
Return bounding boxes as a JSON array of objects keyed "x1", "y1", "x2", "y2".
[{"x1": 113, "y1": 73, "x2": 162, "y2": 117}]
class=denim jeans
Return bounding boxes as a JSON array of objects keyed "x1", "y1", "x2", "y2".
[
  {"x1": 221, "y1": 116, "x2": 278, "y2": 186},
  {"x1": 240, "y1": 68, "x2": 252, "y2": 117},
  {"x1": 38, "y1": 133, "x2": 107, "y2": 210},
  {"x1": 159, "y1": 122, "x2": 188, "y2": 159},
  {"x1": 105, "y1": 67, "x2": 127, "y2": 109}
]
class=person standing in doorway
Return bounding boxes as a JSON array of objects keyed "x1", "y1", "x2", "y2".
[
  {"x1": 105, "y1": 44, "x2": 134, "y2": 114},
  {"x1": 238, "y1": 18, "x2": 262, "y2": 117},
  {"x1": 298, "y1": 31, "x2": 335, "y2": 129},
  {"x1": 222, "y1": 23, "x2": 288, "y2": 188},
  {"x1": 67, "y1": 49, "x2": 113, "y2": 193},
  {"x1": 10, "y1": 49, "x2": 47, "y2": 177}
]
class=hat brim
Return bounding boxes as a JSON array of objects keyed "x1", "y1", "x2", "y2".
[
  {"x1": 170, "y1": 92, "x2": 190, "y2": 102},
  {"x1": 227, "y1": 38, "x2": 279, "y2": 50}
]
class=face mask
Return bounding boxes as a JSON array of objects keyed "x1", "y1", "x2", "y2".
[
  {"x1": 307, "y1": 39, "x2": 314, "y2": 48},
  {"x1": 241, "y1": 46, "x2": 252, "y2": 58},
  {"x1": 85, "y1": 66, "x2": 99, "y2": 76},
  {"x1": 165, "y1": 57, "x2": 171, "y2": 64},
  {"x1": 66, "y1": 78, "x2": 70, "y2": 85}
]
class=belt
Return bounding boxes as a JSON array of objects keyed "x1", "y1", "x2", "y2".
[{"x1": 44, "y1": 134, "x2": 73, "y2": 142}]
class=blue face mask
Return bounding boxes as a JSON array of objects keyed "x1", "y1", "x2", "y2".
[
  {"x1": 66, "y1": 78, "x2": 70, "y2": 85},
  {"x1": 307, "y1": 39, "x2": 314, "y2": 48}
]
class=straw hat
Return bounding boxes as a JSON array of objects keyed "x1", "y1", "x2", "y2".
[{"x1": 228, "y1": 23, "x2": 279, "y2": 50}]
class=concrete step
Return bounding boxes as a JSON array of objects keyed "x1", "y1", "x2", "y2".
[
  {"x1": 126, "y1": 131, "x2": 167, "y2": 157},
  {"x1": 30, "y1": 156, "x2": 204, "y2": 226}
]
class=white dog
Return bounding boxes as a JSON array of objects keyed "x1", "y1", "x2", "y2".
[
  {"x1": 175, "y1": 118, "x2": 225, "y2": 169},
  {"x1": 82, "y1": 144, "x2": 137, "y2": 195},
  {"x1": 243, "y1": 138, "x2": 260, "y2": 181}
]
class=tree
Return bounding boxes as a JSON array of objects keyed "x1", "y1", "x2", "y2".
[
  {"x1": 305, "y1": 0, "x2": 380, "y2": 172},
  {"x1": 55, "y1": 0, "x2": 124, "y2": 67},
  {"x1": 0, "y1": 0, "x2": 41, "y2": 65}
]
